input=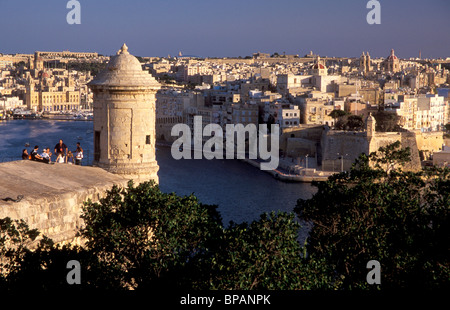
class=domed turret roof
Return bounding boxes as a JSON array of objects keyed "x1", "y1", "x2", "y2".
[
  {"x1": 365, "y1": 112, "x2": 376, "y2": 125},
  {"x1": 88, "y1": 43, "x2": 160, "y2": 89}
]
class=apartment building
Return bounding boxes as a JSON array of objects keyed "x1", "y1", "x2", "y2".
[{"x1": 417, "y1": 94, "x2": 446, "y2": 131}]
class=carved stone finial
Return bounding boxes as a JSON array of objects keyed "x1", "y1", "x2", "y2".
[{"x1": 117, "y1": 43, "x2": 129, "y2": 55}]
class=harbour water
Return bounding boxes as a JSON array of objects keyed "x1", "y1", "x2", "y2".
[{"x1": 0, "y1": 119, "x2": 317, "y2": 227}]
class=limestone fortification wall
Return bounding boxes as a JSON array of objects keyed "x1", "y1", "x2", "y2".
[
  {"x1": 369, "y1": 131, "x2": 421, "y2": 171},
  {"x1": 321, "y1": 131, "x2": 370, "y2": 171},
  {"x1": 320, "y1": 130, "x2": 422, "y2": 172},
  {"x1": 0, "y1": 161, "x2": 130, "y2": 245},
  {"x1": 414, "y1": 131, "x2": 445, "y2": 153}
]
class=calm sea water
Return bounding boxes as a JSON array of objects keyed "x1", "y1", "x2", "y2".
[{"x1": 0, "y1": 119, "x2": 316, "y2": 228}]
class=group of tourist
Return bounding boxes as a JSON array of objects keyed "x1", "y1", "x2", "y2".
[{"x1": 22, "y1": 139, "x2": 84, "y2": 165}]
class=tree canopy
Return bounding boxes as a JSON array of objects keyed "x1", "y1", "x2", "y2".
[
  {"x1": 0, "y1": 181, "x2": 323, "y2": 290},
  {"x1": 372, "y1": 110, "x2": 403, "y2": 132},
  {"x1": 0, "y1": 142, "x2": 448, "y2": 290},
  {"x1": 295, "y1": 141, "x2": 449, "y2": 289},
  {"x1": 334, "y1": 114, "x2": 365, "y2": 131},
  {"x1": 328, "y1": 109, "x2": 349, "y2": 120}
]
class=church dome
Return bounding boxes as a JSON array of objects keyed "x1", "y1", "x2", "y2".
[
  {"x1": 88, "y1": 43, "x2": 160, "y2": 89},
  {"x1": 311, "y1": 56, "x2": 327, "y2": 71},
  {"x1": 387, "y1": 49, "x2": 398, "y2": 61},
  {"x1": 313, "y1": 63, "x2": 325, "y2": 69}
]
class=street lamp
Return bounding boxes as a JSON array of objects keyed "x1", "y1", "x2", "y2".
[{"x1": 337, "y1": 153, "x2": 349, "y2": 172}]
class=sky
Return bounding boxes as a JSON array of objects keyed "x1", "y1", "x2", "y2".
[{"x1": 0, "y1": 0, "x2": 449, "y2": 59}]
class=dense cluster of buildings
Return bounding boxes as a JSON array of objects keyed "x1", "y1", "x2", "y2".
[
  {"x1": 152, "y1": 49, "x2": 450, "y2": 169},
  {"x1": 0, "y1": 51, "x2": 107, "y2": 115},
  {"x1": 1, "y1": 48, "x2": 449, "y2": 168}
]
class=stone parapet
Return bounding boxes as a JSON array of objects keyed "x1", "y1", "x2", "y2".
[{"x1": 0, "y1": 161, "x2": 131, "y2": 245}]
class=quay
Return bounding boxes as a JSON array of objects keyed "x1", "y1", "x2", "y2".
[
  {"x1": 241, "y1": 158, "x2": 333, "y2": 182},
  {"x1": 155, "y1": 141, "x2": 333, "y2": 183}
]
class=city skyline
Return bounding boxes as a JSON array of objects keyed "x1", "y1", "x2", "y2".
[{"x1": 0, "y1": 0, "x2": 449, "y2": 59}]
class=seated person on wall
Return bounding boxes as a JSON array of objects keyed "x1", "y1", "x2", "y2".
[
  {"x1": 40, "y1": 147, "x2": 52, "y2": 164},
  {"x1": 30, "y1": 145, "x2": 46, "y2": 163},
  {"x1": 66, "y1": 151, "x2": 74, "y2": 164},
  {"x1": 22, "y1": 149, "x2": 30, "y2": 160},
  {"x1": 55, "y1": 152, "x2": 65, "y2": 163},
  {"x1": 74, "y1": 142, "x2": 83, "y2": 166}
]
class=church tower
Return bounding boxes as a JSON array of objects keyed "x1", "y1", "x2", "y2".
[
  {"x1": 88, "y1": 44, "x2": 161, "y2": 184},
  {"x1": 360, "y1": 52, "x2": 371, "y2": 75},
  {"x1": 34, "y1": 52, "x2": 44, "y2": 71}
]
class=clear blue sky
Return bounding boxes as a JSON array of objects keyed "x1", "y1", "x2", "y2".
[{"x1": 0, "y1": 0, "x2": 449, "y2": 59}]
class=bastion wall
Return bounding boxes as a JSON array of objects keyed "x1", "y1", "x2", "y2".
[
  {"x1": 0, "y1": 160, "x2": 130, "y2": 245},
  {"x1": 321, "y1": 130, "x2": 422, "y2": 172}
]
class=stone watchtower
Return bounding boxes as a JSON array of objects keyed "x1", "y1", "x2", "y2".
[
  {"x1": 365, "y1": 112, "x2": 376, "y2": 138},
  {"x1": 88, "y1": 44, "x2": 161, "y2": 183}
]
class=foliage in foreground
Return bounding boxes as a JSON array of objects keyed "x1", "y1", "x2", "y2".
[
  {"x1": 0, "y1": 142, "x2": 448, "y2": 290},
  {"x1": 295, "y1": 141, "x2": 449, "y2": 289},
  {"x1": 0, "y1": 181, "x2": 327, "y2": 290}
]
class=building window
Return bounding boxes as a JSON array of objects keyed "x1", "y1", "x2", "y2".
[{"x1": 146, "y1": 135, "x2": 151, "y2": 145}]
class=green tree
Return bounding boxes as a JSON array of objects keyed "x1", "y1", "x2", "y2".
[
  {"x1": 79, "y1": 181, "x2": 329, "y2": 290},
  {"x1": 79, "y1": 180, "x2": 223, "y2": 290},
  {"x1": 3, "y1": 150, "x2": 447, "y2": 290},
  {"x1": 373, "y1": 110, "x2": 403, "y2": 132},
  {"x1": 205, "y1": 212, "x2": 330, "y2": 290},
  {"x1": 0, "y1": 217, "x2": 89, "y2": 290},
  {"x1": 328, "y1": 109, "x2": 349, "y2": 121},
  {"x1": 0, "y1": 217, "x2": 40, "y2": 282},
  {"x1": 67, "y1": 61, "x2": 107, "y2": 76},
  {"x1": 0, "y1": 181, "x2": 328, "y2": 290},
  {"x1": 335, "y1": 114, "x2": 364, "y2": 131},
  {"x1": 295, "y1": 142, "x2": 450, "y2": 289}
]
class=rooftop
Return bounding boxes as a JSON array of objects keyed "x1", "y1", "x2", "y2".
[{"x1": 88, "y1": 43, "x2": 160, "y2": 89}]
